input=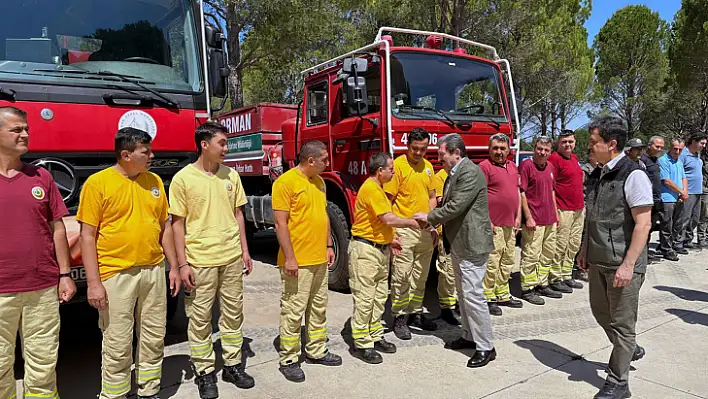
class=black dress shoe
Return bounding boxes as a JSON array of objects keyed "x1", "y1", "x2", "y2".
[
  {"x1": 632, "y1": 345, "x2": 645, "y2": 361},
  {"x1": 445, "y1": 337, "x2": 476, "y2": 350},
  {"x1": 467, "y1": 348, "x2": 496, "y2": 368},
  {"x1": 497, "y1": 298, "x2": 523, "y2": 308},
  {"x1": 594, "y1": 380, "x2": 631, "y2": 399},
  {"x1": 374, "y1": 338, "x2": 397, "y2": 354},
  {"x1": 408, "y1": 313, "x2": 438, "y2": 331},
  {"x1": 440, "y1": 308, "x2": 461, "y2": 325},
  {"x1": 352, "y1": 348, "x2": 383, "y2": 364},
  {"x1": 393, "y1": 315, "x2": 412, "y2": 340},
  {"x1": 537, "y1": 286, "x2": 563, "y2": 299},
  {"x1": 488, "y1": 302, "x2": 502, "y2": 316}
]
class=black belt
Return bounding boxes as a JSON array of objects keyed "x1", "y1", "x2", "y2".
[{"x1": 353, "y1": 236, "x2": 389, "y2": 250}]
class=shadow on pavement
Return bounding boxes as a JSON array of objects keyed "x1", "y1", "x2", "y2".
[
  {"x1": 654, "y1": 286, "x2": 708, "y2": 303},
  {"x1": 665, "y1": 309, "x2": 708, "y2": 327},
  {"x1": 249, "y1": 230, "x2": 279, "y2": 265},
  {"x1": 515, "y1": 339, "x2": 607, "y2": 390}
]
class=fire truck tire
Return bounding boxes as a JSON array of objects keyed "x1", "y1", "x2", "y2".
[{"x1": 326, "y1": 201, "x2": 351, "y2": 292}]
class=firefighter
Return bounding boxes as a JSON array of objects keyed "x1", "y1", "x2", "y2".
[
  {"x1": 77, "y1": 127, "x2": 181, "y2": 399},
  {"x1": 170, "y1": 122, "x2": 254, "y2": 398},
  {"x1": 478, "y1": 133, "x2": 524, "y2": 316},
  {"x1": 349, "y1": 152, "x2": 420, "y2": 363},
  {"x1": 547, "y1": 129, "x2": 585, "y2": 293},
  {"x1": 384, "y1": 127, "x2": 439, "y2": 339},
  {"x1": 0, "y1": 106, "x2": 76, "y2": 399},
  {"x1": 430, "y1": 162, "x2": 460, "y2": 325},
  {"x1": 518, "y1": 136, "x2": 561, "y2": 305},
  {"x1": 273, "y1": 140, "x2": 342, "y2": 382}
]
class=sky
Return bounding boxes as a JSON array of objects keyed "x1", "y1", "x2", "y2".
[{"x1": 565, "y1": 0, "x2": 682, "y2": 129}]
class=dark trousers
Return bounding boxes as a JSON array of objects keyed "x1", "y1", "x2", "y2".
[
  {"x1": 589, "y1": 265, "x2": 645, "y2": 385},
  {"x1": 697, "y1": 194, "x2": 708, "y2": 244},
  {"x1": 659, "y1": 201, "x2": 684, "y2": 253},
  {"x1": 679, "y1": 194, "x2": 702, "y2": 245}
]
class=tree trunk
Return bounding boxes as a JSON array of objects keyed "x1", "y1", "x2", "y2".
[
  {"x1": 226, "y1": 5, "x2": 244, "y2": 110},
  {"x1": 550, "y1": 102, "x2": 558, "y2": 140}
]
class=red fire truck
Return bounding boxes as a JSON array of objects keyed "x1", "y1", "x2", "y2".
[
  {"x1": 219, "y1": 27, "x2": 521, "y2": 290},
  {"x1": 0, "y1": 0, "x2": 228, "y2": 311}
]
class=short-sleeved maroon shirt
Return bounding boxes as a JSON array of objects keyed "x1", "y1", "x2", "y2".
[
  {"x1": 0, "y1": 164, "x2": 68, "y2": 294},
  {"x1": 519, "y1": 159, "x2": 558, "y2": 226},
  {"x1": 547, "y1": 152, "x2": 584, "y2": 211},
  {"x1": 479, "y1": 159, "x2": 520, "y2": 227}
]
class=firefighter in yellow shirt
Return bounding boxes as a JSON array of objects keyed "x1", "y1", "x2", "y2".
[
  {"x1": 384, "y1": 127, "x2": 439, "y2": 339},
  {"x1": 272, "y1": 140, "x2": 342, "y2": 383},
  {"x1": 431, "y1": 166, "x2": 461, "y2": 326},
  {"x1": 77, "y1": 128, "x2": 180, "y2": 399},
  {"x1": 349, "y1": 152, "x2": 421, "y2": 364},
  {"x1": 170, "y1": 122, "x2": 254, "y2": 398}
]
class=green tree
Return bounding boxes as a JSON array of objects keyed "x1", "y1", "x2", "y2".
[
  {"x1": 667, "y1": 0, "x2": 708, "y2": 135},
  {"x1": 593, "y1": 5, "x2": 669, "y2": 139}
]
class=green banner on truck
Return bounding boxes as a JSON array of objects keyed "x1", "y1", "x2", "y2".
[{"x1": 227, "y1": 133, "x2": 262, "y2": 153}]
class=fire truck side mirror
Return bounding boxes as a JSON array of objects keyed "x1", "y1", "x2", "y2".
[
  {"x1": 346, "y1": 76, "x2": 369, "y2": 115},
  {"x1": 208, "y1": 48, "x2": 228, "y2": 98},
  {"x1": 342, "y1": 58, "x2": 368, "y2": 74},
  {"x1": 205, "y1": 26, "x2": 225, "y2": 48}
]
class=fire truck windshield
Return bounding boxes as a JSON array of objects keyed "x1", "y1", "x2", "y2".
[
  {"x1": 390, "y1": 51, "x2": 508, "y2": 124},
  {"x1": 0, "y1": 0, "x2": 201, "y2": 93}
]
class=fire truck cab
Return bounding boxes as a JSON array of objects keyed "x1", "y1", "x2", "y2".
[{"x1": 229, "y1": 28, "x2": 521, "y2": 290}]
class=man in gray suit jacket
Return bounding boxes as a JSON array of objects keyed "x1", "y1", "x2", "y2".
[{"x1": 414, "y1": 133, "x2": 497, "y2": 368}]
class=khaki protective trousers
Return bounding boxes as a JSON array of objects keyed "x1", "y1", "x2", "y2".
[
  {"x1": 391, "y1": 227, "x2": 434, "y2": 316},
  {"x1": 553, "y1": 209, "x2": 584, "y2": 282},
  {"x1": 520, "y1": 225, "x2": 557, "y2": 290},
  {"x1": 348, "y1": 240, "x2": 390, "y2": 349},
  {"x1": 483, "y1": 226, "x2": 516, "y2": 301},
  {"x1": 279, "y1": 264, "x2": 329, "y2": 365},
  {"x1": 184, "y1": 257, "x2": 244, "y2": 375},
  {"x1": 0, "y1": 286, "x2": 60, "y2": 399},
  {"x1": 436, "y1": 239, "x2": 457, "y2": 309},
  {"x1": 99, "y1": 265, "x2": 166, "y2": 399}
]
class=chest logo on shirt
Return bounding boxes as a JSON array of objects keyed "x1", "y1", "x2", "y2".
[
  {"x1": 426, "y1": 168, "x2": 432, "y2": 177},
  {"x1": 151, "y1": 187, "x2": 160, "y2": 198},
  {"x1": 31, "y1": 186, "x2": 45, "y2": 200},
  {"x1": 226, "y1": 183, "x2": 233, "y2": 192}
]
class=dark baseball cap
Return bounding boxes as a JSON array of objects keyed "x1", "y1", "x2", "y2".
[{"x1": 625, "y1": 138, "x2": 646, "y2": 149}]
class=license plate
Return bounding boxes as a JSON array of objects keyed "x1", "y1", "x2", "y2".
[{"x1": 70, "y1": 267, "x2": 86, "y2": 282}]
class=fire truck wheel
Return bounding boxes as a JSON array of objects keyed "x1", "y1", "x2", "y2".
[{"x1": 326, "y1": 201, "x2": 351, "y2": 292}]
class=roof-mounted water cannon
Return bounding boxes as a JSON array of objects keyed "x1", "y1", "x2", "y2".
[
  {"x1": 380, "y1": 35, "x2": 393, "y2": 48},
  {"x1": 425, "y1": 35, "x2": 443, "y2": 49}
]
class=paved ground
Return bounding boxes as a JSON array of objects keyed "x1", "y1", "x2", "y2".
[{"x1": 13, "y1": 232, "x2": 708, "y2": 398}]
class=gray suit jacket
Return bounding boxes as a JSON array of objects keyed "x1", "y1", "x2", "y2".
[{"x1": 428, "y1": 157, "x2": 494, "y2": 258}]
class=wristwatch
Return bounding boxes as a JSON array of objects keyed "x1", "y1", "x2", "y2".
[{"x1": 59, "y1": 272, "x2": 72, "y2": 279}]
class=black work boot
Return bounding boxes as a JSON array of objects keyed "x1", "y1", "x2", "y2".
[
  {"x1": 537, "y1": 285, "x2": 563, "y2": 299},
  {"x1": 594, "y1": 380, "x2": 631, "y2": 399},
  {"x1": 521, "y1": 289, "x2": 545, "y2": 305},
  {"x1": 393, "y1": 315, "x2": 411, "y2": 340},
  {"x1": 305, "y1": 352, "x2": 342, "y2": 366},
  {"x1": 497, "y1": 298, "x2": 523, "y2": 308},
  {"x1": 440, "y1": 308, "x2": 461, "y2": 325},
  {"x1": 279, "y1": 363, "x2": 305, "y2": 383},
  {"x1": 408, "y1": 313, "x2": 438, "y2": 331},
  {"x1": 549, "y1": 281, "x2": 573, "y2": 294},
  {"x1": 373, "y1": 338, "x2": 397, "y2": 354},
  {"x1": 662, "y1": 250, "x2": 679, "y2": 261},
  {"x1": 222, "y1": 364, "x2": 255, "y2": 389},
  {"x1": 487, "y1": 302, "x2": 502, "y2": 316},
  {"x1": 352, "y1": 348, "x2": 383, "y2": 364},
  {"x1": 138, "y1": 395, "x2": 161, "y2": 399},
  {"x1": 195, "y1": 370, "x2": 219, "y2": 399},
  {"x1": 564, "y1": 278, "x2": 583, "y2": 289}
]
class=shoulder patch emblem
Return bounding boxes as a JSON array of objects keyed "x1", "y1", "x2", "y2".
[
  {"x1": 226, "y1": 183, "x2": 233, "y2": 192},
  {"x1": 31, "y1": 186, "x2": 45, "y2": 200},
  {"x1": 151, "y1": 187, "x2": 160, "y2": 198},
  {"x1": 426, "y1": 168, "x2": 432, "y2": 177}
]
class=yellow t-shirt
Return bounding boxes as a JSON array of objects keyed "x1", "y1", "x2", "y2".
[
  {"x1": 383, "y1": 155, "x2": 435, "y2": 218},
  {"x1": 169, "y1": 164, "x2": 247, "y2": 267},
  {"x1": 432, "y1": 168, "x2": 448, "y2": 199},
  {"x1": 272, "y1": 168, "x2": 328, "y2": 266},
  {"x1": 76, "y1": 167, "x2": 169, "y2": 281},
  {"x1": 351, "y1": 178, "x2": 395, "y2": 244}
]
